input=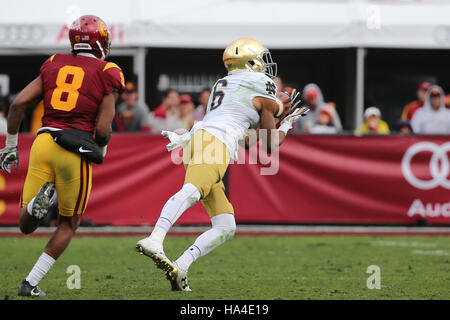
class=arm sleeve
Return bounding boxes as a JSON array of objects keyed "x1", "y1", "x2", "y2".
[{"x1": 103, "y1": 62, "x2": 125, "y2": 95}]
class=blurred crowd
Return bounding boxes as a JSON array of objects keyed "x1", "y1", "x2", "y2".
[
  {"x1": 397, "y1": 82, "x2": 450, "y2": 135},
  {"x1": 0, "y1": 96, "x2": 7, "y2": 135},
  {"x1": 275, "y1": 77, "x2": 450, "y2": 135},
  {"x1": 1, "y1": 78, "x2": 450, "y2": 136},
  {"x1": 111, "y1": 82, "x2": 210, "y2": 134}
]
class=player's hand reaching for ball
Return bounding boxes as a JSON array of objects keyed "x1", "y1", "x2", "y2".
[
  {"x1": 278, "y1": 105, "x2": 310, "y2": 134},
  {"x1": 276, "y1": 88, "x2": 309, "y2": 134},
  {"x1": 275, "y1": 88, "x2": 302, "y2": 119},
  {"x1": 284, "y1": 106, "x2": 310, "y2": 123},
  {"x1": 286, "y1": 88, "x2": 302, "y2": 111}
]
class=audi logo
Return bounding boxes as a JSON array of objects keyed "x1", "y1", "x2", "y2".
[
  {"x1": 0, "y1": 25, "x2": 45, "y2": 43},
  {"x1": 402, "y1": 142, "x2": 450, "y2": 190},
  {"x1": 434, "y1": 26, "x2": 450, "y2": 46}
]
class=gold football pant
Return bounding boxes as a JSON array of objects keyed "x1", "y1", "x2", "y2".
[
  {"x1": 183, "y1": 130, "x2": 234, "y2": 218},
  {"x1": 20, "y1": 133, "x2": 92, "y2": 216}
]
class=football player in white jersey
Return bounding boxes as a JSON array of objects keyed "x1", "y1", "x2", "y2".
[{"x1": 136, "y1": 38, "x2": 308, "y2": 291}]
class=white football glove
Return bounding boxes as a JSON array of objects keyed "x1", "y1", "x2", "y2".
[
  {"x1": 278, "y1": 106, "x2": 310, "y2": 134},
  {"x1": 0, "y1": 145, "x2": 19, "y2": 174},
  {"x1": 161, "y1": 130, "x2": 192, "y2": 151},
  {"x1": 277, "y1": 88, "x2": 302, "y2": 120},
  {"x1": 0, "y1": 133, "x2": 19, "y2": 174},
  {"x1": 288, "y1": 88, "x2": 302, "y2": 110}
]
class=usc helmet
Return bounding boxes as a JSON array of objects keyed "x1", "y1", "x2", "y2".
[
  {"x1": 69, "y1": 15, "x2": 111, "y2": 60},
  {"x1": 222, "y1": 37, "x2": 277, "y2": 79}
]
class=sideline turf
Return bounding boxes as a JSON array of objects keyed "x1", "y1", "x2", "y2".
[{"x1": 1, "y1": 236, "x2": 449, "y2": 300}]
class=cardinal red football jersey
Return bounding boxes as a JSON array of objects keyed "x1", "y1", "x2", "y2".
[{"x1": 40, "y1": 53, "x2": 125, "y2": 133}]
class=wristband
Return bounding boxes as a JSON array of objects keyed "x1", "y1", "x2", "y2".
[
  {"x1": 278, "y1": 121, "x2": 293, "y2": 134},
  {"x1": 6, "y1": 133, "x2": 18, "y2": 147},
  {"x1": 275, "y1": 99, "x2": 284, "y2": 118}
]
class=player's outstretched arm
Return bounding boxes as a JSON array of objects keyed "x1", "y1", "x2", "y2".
[
  {"x1": 254, "y1": 96, "x2": 285, "y2": 154},
  {"x1": 254, "y1": 95, "x2": 309, "y2": 154},
  {"x1": 95, "y1": 92, "x2": 118, "y2": 148},
  {"x1": 0, "y1": 76, "x2": 44, "y2": 173},
  {"x1": 7, "y1": 76, "x2": 44, "y2": 135}
]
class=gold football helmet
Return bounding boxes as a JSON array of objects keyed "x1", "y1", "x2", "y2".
[{"x1": 222, "y1": 37, "x2": 277, "y2": 79}]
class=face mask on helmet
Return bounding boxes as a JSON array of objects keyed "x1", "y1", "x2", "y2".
[
  {"x1": 261, "y1": 50, "x2": 277, "y2": 79},
  {"x1": 245, "y1": 48, "x2": 277, "y2": 79}
]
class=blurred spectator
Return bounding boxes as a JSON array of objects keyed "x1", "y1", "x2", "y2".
[
  {"x1": 115, "y1": 81, "x2": 151, "y2": 132},
  {"x1": 153, "y1": 88, "x2": 180, "y2": 119},
  {"x1": 401, "y1": 81, "x2": 431, "y2": 120},
  {"x1": 355, "y1": 106, "x2": 390, "y2": 135},
  {"x1": 445, "y1": 94, "x2": 450, "y2": 109},
  {"x1": 179, "y1": 94, "x2": 195, "y2": 130},
  {"x1": 149, "y1": 89, "x2": 185, "y2": 133},
  {"x1": 411, "y1": 85, "x2": 450, "y2": 134},
  {"x1": 192, "y1": 88, "x2": 210, "y2": 121},
  {"x1": 282, "y1": 86, "x2": 294, "y2": 95},
  {"x1": 294, "y1": 83, "x2": 342, "y2": 133},
  {"x1": 396, "y1": 119, "x2": 413, "y2": 135},
  {"x1": 309, "y1": 104, "x2": 339, "y2": 134},
  {"x1": 0, "y1": 96, "x2": 7, "y2": 134},
  {"x1": 30, "y1": 100, "x2": 44, "y2": 134}
]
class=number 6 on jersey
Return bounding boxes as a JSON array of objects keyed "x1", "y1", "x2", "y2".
[{"x1": 210, "y1": 79, "x2": 228, "y2": 111}]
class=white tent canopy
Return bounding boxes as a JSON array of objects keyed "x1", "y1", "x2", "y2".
[
  {"x1": 0, "y1": 0, "x2": 449, "y2": 128},
  {"x1": 0, "y1": 0, "x2": 449, "y2": 49}
]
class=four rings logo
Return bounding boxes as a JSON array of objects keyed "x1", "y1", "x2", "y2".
[
  {"x1": 0, "y1": 25, "x2": 45, "y2": 43},
  {"x1": 434, "y1": 26, "x2": 450, "y2": 46},
  {"x1": 401, "y1": 142, "x2": 450, "y2": 190}
]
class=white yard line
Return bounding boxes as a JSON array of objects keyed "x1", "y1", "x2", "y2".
[{"x1": 1, "y1": 225, "x2": 450, "y2": 235}]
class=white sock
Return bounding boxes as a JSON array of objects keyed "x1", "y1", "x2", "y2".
[
  {"x1": 176, "y1": 213, "x2": 236, "y2": 271},
  {"x1": 149, "y1": 183, "x2": 200, "y2": 243},
  {"x1": 25, "y1": 252, "x2": 56, "y2": 286},
  {"x1": 176, "y1": 245, "x2": 201, "y2": 271}
]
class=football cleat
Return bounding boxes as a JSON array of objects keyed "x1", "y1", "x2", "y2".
[
  {"x1": 18, "y1": 279, "x2": 46, "y2": 297},
  {"x1": 136, "y1": 238, "x2": 173, "y2": 271},
  {"x1": 31, "y1": 182, "x2": 56, "y2": 221},
  {"x1": 166, "y1": 261, "x2": 191, "y2": 292}
]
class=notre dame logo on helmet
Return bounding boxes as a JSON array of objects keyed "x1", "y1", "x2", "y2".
[{"x1": 265, "y1": 81, "x2": 276, "y2": 96}]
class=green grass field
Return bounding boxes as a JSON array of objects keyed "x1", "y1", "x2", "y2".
[{"x1": 1, "y1": 235, "x2": 449, "y2": 300}]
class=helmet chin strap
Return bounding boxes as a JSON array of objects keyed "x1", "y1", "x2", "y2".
[{"x1": 96, "y1": 40, "x2": 106, "y2": 60}]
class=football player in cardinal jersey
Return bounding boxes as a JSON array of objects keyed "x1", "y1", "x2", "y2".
[
  {"x1": 137, "y1": 38, "x2": 308, "y2": 291},
  {"x1": 0, "y1": 15, "x2": 125, "y2": 297}
]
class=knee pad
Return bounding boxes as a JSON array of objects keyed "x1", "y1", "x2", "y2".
[
  {"x1": 211, "y1": 213, "x2": 236, "y2": 241},
  {"x1": 174, "y1": 183, "x2": 201, "y2": 207}
]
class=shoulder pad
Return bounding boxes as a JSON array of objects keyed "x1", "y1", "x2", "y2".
[{"x1": 103, "y1": 62, "x2": 122, "y2": 72}]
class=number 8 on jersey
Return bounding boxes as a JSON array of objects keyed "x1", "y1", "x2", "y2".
[{"x1": 50, "y1": 65, "x2": 85, "y2": 112}]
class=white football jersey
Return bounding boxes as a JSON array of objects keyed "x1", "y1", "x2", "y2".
[{"x1": 195, "y1": 70, "x2": 278, "y2": 160}]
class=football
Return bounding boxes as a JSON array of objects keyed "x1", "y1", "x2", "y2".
[{"x1": 275, "y1": 91, "x2": 292, "y2": 119}]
